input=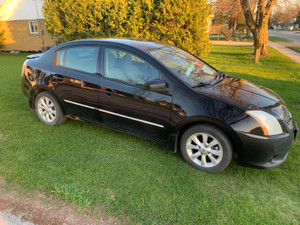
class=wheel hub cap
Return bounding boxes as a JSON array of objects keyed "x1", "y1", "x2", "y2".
[
  {"x1": 37, "y1": 97, "x2": 56, "y2": 123},
  {"x1": 186, "y1": 132, "x2": 223, "y2": 168}
]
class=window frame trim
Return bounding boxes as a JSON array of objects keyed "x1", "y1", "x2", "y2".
[
  {"x1": 28, "y1": 21, "x2": 39, "y2": 35},
  {"x1": 102, "y1": 46, "x2": 162, "y2": 87},
  {"x1": 53, "y1": 45, "x2": 102, "y2": 75}
]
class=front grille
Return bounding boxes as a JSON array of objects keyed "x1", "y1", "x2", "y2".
[
  {"x1": 271, "y1": 105, "x2": 293, "y2": 129},
  {"x1": 283, "y1": 111, "x2": 293, "y2": 129}
]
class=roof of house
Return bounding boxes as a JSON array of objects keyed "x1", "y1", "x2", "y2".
[{"x1": 0, "y1": 0, "x2": 44, "y2": 21}]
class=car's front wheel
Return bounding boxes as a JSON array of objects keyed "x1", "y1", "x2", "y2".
[
  {"x1": 180, "y1": 124, "x2": 232, "y2": 173},
  {"x1": 35, "y1": 91, "x2": 66, "y2": 126}
]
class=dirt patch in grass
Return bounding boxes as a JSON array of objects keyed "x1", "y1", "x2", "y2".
[{"x1": 0, "y1": 177, "x2": 123, "y2": 225}]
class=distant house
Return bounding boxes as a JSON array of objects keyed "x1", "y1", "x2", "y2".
[{"x1": 0, "y1": 0, "x2": 54, "y2": 52}]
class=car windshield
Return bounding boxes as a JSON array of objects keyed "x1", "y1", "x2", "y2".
[{"x1": 149, "y1": 46, "x2": 218, "y2": 87}]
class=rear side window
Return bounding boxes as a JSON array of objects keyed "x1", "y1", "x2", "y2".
[{"x1": 56, "y1": 46, "x2": 99, "y2": 74}]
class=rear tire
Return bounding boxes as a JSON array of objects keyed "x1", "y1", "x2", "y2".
[
  {"x1": 180, "y1": 124, "x2": 232, "y2": 173},
  {"x1": 35, "y1": 91, "x2": 65, "y2": 126}
]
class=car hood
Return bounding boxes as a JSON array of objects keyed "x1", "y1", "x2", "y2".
[{"x1": 195, "y1": 75, "x2": 285, "y2": 110}]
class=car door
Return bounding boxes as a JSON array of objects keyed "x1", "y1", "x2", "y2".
[
  {"x1": 96, "y1": 47, "x2": 173, "y2": 141},
  {"x1": 50, "y1": 45, "x2": 101, "y2": 122}
]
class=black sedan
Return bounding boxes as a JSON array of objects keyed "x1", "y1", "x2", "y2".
[{"x1": 21, "y1": 39, "x2": 297, "y2": 172}]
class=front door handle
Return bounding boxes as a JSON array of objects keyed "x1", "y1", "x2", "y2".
[{"x1": 103, "y1": 88, "x2": 114, "y2": 96}]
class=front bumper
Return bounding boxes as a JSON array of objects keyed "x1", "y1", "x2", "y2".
[{"x1": 237, "y1": 121, "x2": 297, "y2": 168}]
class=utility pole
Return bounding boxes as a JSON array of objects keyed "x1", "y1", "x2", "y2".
[{"x1": 33, "y1": 0, "x2": 44, "y2": 50}]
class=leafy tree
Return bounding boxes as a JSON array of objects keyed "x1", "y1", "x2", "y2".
[
  {"x1": 240, "y1": 0, "x2": 278, "y2": 64},
  {"x1": 0, "y1": 26, "x2": 5, "y2": 47},
  {"x1": 270, "y1": 0, "x2": 300, "y2": 28},
  {"x1": 211, "y1": 0, "x2": 257, "y2": 36},
  {"x1": 43, "y1": 0, "x2": 211, "y2": 57},
  {"x1": 211, "y1": 0, "x2": 245, "y2": 34}
]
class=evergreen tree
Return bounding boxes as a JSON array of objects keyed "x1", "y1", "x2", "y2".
[{"x1": 43, "y1": 0, "x2": 211, "y2": 57}]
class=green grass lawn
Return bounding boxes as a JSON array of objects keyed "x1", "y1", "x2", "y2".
[
  {"x1": 288, "y1": 46, "x2": 300, "y2": 54},
  {"x1": 0, "y1": 46, "x2": 299, "y2": 224},
  {"x1": 269, "y1": 36, "x2": 291, "y2": 42}
]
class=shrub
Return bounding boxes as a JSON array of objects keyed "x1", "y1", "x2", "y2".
[{"x1": 43, "y1": 0, "x2": 211, "y2": 57}]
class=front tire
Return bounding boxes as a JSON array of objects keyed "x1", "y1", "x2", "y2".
[
  {"x1": 35, "y1": 91, "x2": 66, "y2": 126},
  {"x1": 180, "y1": 124, "x2": 232, "y2": 173}
]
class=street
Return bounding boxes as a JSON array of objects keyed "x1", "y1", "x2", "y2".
[{"x1": 269, "y1": 30, "x2": 300, "y2": 44}]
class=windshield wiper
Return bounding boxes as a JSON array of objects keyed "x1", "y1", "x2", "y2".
[
  {"x1": 208, "y1": 71, "x2": 225, "y2": 86},
  {"x1": 193, "y1": 72, "x2": 225, "y2": 88},
  {"x1": 193, "y1": 82, "x2": 211, "y2": 88},
  {"x1": 215, "y1": 71, "x2": 225, "y2": 80}
]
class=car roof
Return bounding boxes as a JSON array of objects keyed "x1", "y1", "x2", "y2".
[{"x1": 60, "y1": 38, "x2": 168, "y2": 52}]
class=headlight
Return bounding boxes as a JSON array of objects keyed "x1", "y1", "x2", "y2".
[{"x1": 246, "y1": 110, "x2": 283, "y2": 136}]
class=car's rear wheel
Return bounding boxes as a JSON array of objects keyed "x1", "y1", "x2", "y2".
[
  {"x1": 35, "y1": 91, "x2": 65, "y2": 126},
  {"x1": 180, "y1": 124, "x2": 232, "y2": 173}
]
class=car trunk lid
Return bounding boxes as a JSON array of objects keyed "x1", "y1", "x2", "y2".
[{"x1": 27, "y1": 53, "x2": 43, "y2": 59}]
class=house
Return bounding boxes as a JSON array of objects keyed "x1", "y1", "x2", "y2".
[{"x1": 0, "y1": 0, "x2": 54, "y2": 52}]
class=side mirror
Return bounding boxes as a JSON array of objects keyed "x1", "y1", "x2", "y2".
[{"x1": 144, "y1": 79, "x2": 167, "y2": 92}]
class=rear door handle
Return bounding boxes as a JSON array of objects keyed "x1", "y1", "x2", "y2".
[
  {"x1": 52, "y1": 74, "x2": 64, "y2": 82},
  {"x1": 103, "y1": 88, "x2": 114, "y2": 96}
]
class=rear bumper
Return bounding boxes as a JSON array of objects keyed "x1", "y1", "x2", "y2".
[{"x1": 237, "y1": 121, "x2": 297, "y2": 168}]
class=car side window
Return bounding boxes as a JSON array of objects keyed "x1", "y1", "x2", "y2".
[
  {"x1": 104, "y1": 47, "x2": 159, "y2": 85},
  {"x1": 56, "y1": 46, "x2": 99, "y2": 74}
]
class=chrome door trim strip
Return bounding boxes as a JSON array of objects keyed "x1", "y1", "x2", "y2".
[
  {"x1": 64, "y1": 99, "x2": 95, "y2": 110},
  {"x1": 64, "y1": 99, "x2": 165, "y2": 129}
]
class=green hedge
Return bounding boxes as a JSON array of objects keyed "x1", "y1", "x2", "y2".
[{"x1": 43, "y1": 0, "x2": 211, "y2": 57}]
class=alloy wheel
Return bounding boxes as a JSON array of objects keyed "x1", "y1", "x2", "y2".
[
  {"x1": 37, "y1": 97, "x2": 57, "y2": 123},
  {"x1": 186, "y1": 132, "x2": 223, "y2": 168}
]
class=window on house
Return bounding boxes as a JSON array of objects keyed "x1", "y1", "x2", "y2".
[{"x1": 28, "y1": 21, "x2": 39, "y2": 34}]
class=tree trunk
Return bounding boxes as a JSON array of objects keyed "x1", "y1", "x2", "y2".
[
  {"x1": 245, "y1": 27, "x2": 251, "y2": 38},
  {"x1": 253, "y1": 21, "x2": 269, "y2": 64},
  {"x1": 232, "y1": 18, "x2": 237, "y2": 37},
  {"x1": 240, "y1": 0, "x2": 278, "y2": 64}
]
